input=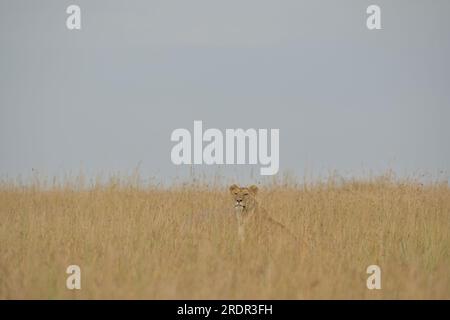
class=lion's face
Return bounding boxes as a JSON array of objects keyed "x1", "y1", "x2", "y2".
[{"x1": 229, "y1": 184, "x2": 259, "y2": 212}]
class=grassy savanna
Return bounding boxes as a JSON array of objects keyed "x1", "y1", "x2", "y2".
[{"x1": 0, "y1": 174, "x2": 449, "y2": 299}]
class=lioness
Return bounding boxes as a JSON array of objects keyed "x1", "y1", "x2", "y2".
[{"x1": 229, "y1": 184, "x2": 296, "y2": 242}]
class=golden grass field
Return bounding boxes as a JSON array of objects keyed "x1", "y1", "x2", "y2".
[{"x1": 0, "y1": 173, "x2": 449, "y2": 299}]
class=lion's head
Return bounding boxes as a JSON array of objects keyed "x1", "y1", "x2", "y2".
[{"x1": 229, "y1": 184, "x2": 259, "y2": 212}]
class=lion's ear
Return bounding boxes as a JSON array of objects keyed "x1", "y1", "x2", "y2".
[
  {"x1": 229, "y1": 184, "x2": 239, "y2": 194},
  {"x1": 249, "y1": 185, "x2": 258, "y2": 195}
]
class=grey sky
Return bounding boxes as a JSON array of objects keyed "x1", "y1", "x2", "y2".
[{"x1": 1, "y1": 0, "x2": 449, "y2": 184}]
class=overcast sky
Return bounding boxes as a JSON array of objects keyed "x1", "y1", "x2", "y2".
[{"x1": 1, "y1": 0, "x2": 449, "y2": 184}]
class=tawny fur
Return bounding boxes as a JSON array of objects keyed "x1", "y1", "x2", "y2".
[{"x1": 229, "y1": 184, "x2": 297, "y2": 242}]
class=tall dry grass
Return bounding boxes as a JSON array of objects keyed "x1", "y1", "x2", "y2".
[{"x1": 0, "y1": 174, "x2": 449, "y2": 299}]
